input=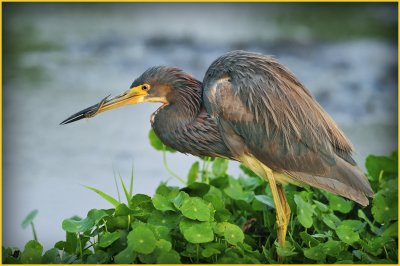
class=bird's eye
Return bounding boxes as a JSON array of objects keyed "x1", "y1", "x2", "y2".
[{"x1": 142, "y1": 85, "x2": 149, "y2": 91}]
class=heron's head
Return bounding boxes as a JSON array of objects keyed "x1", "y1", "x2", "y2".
[{"x1": 60, "y1": 66, "x2": 201, "y2": 124}]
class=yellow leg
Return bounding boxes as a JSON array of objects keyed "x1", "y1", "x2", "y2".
[{"x1": 263, "y1": 168, "x2": 291, "y2": 247}]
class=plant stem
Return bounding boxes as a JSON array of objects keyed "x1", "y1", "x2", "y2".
[
  {"x1": 204, "y1": 157, "x2": 211, "y2": 184},
  {"x1": 201, "y1": 159, "x2": 206, "y2": 181},
  {"x1": 162, "y1": 146, "x2": 186, "y2": 185},
  {"x1": 78, "y1": 234, "x2": 83, "y2": 258},
  {"x1": 30, "y1": 222, "x2": 38, "y2": 241}
]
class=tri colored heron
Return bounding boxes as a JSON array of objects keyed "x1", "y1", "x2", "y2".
[{"x1": 61, "y1": 50, "x2": 373, "y2": 246}]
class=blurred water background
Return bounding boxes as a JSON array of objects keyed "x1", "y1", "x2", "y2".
[{"x1": 3, "y1": 3, "x2": 397, "y2": 249}]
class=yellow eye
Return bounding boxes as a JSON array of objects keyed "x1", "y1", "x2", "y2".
[{"x1": 142, "y1": 84, "x2": 150, "y2": 91}]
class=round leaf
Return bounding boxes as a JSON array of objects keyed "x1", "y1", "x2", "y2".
[
  {"x1": 21, "y1": 210, "x2": 38, "y2": 229},
  {"x1": 42, "y1": 248, "x2": 61, "y2": 264},
  {"x1": 98, "y1": 231, "x2": 121, "y2": 248},
  {"x1": 156, "y1": 239, "x2": 172, "y2": 252},
  {"x1": 148, "y1": 211, "x2": 179, "y2": 229},
  {"x1": 21, "y1": 240, "x2": 43, "y2": 264},
  {"x1": 212, "y1": 158, "x2": 229, "y2": 176},
  {"x1": 223, "y1": 223, "x2": 244, "y2": 245},
  {"x1": 152, "y1": 194, "x2": 175, "y2": 211},
  {"x1": 128, "y1": 226, "x2": 156, "y2": 254},
  {"x1": 294, "y1": 194, "x2": 314, "y2": 228},
  {"x1": 114, "y1": 247, "x2": 136, "y2": 264},
  {"x1": 303, "y1": 244, "x2": 326, "y2": 261},
  {"x1": 323, "y1": 192, "x2": 353, "y2": 214},
  {"x1": 87, "y1": 209, "x2": 108, "y2": 224},
  {"x1": 372, "y1": 191, "x2": 398, "y2": 224},
  {"x1": 179, "y1": 219, "x2": 214, "y2": 244},
  {"x1": 202, "y1": 247, "x2": 221, "y2": 257},
  {"x1": 62, "y1": 217, "x2": 94, "y2": 233},
  {"x1": 254, "y1": 195, "x2": 275, "y2": 209},
  {"x1": 156, "y1": 250, "x2": 181, "y2": 264},
  {"x1": 336, "y1": 224, "x2": 359, "y2": 245},
  {"x1": 180, "y1": 197, "x2": 211, "y2": 221}
]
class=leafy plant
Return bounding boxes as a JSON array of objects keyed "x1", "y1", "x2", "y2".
[
  {"x1": 3, "y1": 130, "x2": 398, "y2": 263},
  {"x1": 21, "y1": 209, "x2": 39, "y2": 241}
]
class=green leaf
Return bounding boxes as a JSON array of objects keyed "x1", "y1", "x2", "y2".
[
  {"x1": 119, "y1": 174, "x2": 131, "y2": 204},
  {"x1": 130, "y1": 194, "x2": 155, "y2": 218},
  {"x1": 128, "y1": 225, "x2": 156, "y2": 254},
  {"x1": 203, "y1": 186, "x2": 225, "y2": 211},
  {"x1": 87, "y1": 209, "x2": 108, "y2": 224},
  {"x1": 20, "y1": 240, "x2": 43, "y2": 264},
  {"x1": 21, "y1": 209, "x2": 38, "y2": 229},
  {"x1": 323, "y1": 192, "x2": 353, "y2": 214},
  {"x1": 180, "y1": 197, "x2": 211, "y2": 221},
  {"x1": 182, "y1": 182, "x2": 210, "y2": 197},
  {"x1": 98, "y1": 231, "x2": 121, "y2": 248},
  {"x1": 213, "y1": 222, "x2": 244, "y2": 246},
  {"x1": 148, "y1": 211, "x2": 179, "y2": 229},
  {"x1": 322, "y1": 213, "x2": 341, "y2": 229},
  {"x1": 171, "y1": 191, "x2": 190, "y2": 209},
  {"x1": 84, "y1": 185, "x2": 120, "y2": 207},
  {"x1": 179, "y1": 219, "x2": 214, "y2": 244},
  {"x1": 64, "y1": 232, "x2": 78, "y2": 254},
  {"x1": 152, "y1": 194, "x2": 175, "y2": 211},
  {"x1": 313, "y1": 200, "x2": 330, "y2": 212},
  {"x1": 358, "y1": 209, "x2": 379, "y2": 234},
  {"x1": 106, "y1": 216, "x2": 129, "y2": 231},
  {"x1": 156, "y1": 239, "x2": 172, "y2": 252},
  {"x1": 223, "y1": 223, "x2": 244, "y2": 245},
  {"x1": 202, "y1": 247, "x2": 221, "y2": 257},
  {"x1": 115, "y1": 203, "x2": 134, "y2": 216},
  {"x1": 224, "y1": 178, "x2": 254, "y2": 202},
  {"x1": 300, "y1": 231, "x2": 319, "y2": 246},
  {"x1": 365, "y1": 155, "x2": 397, "y2": 180},
  {"x1": 322, "y1": 240, "x2": 345, "y2": 257},
  {"x1": 382, "y1": 221, "x2": 398, "y2": 237},
  {"x1": 340, "y1": 220, "x2": 364, "y2": 232},
  {"x1": 62, "y1": 217, "x2": 95, "y2": 233},
  {"x1": 148, "y1": 129, "x2": 175, "y2": 152},
  {"x1": 303, "y1": 244, "x2": 326, "y2": 261},
  {"x1": 294, "y1": 194, "x2": 314, "y2": 228},
  {"x1": 372, "y1": 186, "x2": 398, "y2": 224},
  {"x1": 156, "y1": 250, "x2": 181, "y2": 264},
  {"x1": 86, "y1": 250, "x2": 110, "y2": 263},
  {"x1": 276, "y1": 241, "x2": 297, "y2": 257},
  {"x1": 149, "y1": 225, "x2": 171, "y2": 241},
  {"x1": 215, "y1": 209, "x2": 232, "y2": 222},
  {"x1": 155, "y1": 183, "x2": 180, "y2": 200},
  {"x1": 254, "y1": 195, "x2": 275, "y2": 208},
  {"x1": 212, "y1": 158, "x2": 229, "y2": 176},
  {"x1": 42, "y1": 248, "x2": 61, "y2": 264},
  {"x1": 114, "y1": 247, "x2": 136, "y2": 264},
  {"x1": 336, "y1": 224, "x2": 359, "y2": 245},
  {"x1": 187, "y1": 161, "x2": 200, "y2": 185}
]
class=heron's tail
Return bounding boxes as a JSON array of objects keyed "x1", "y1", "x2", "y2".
[{"x1": 286, "y1": 156, "x2": 374, "y2": 206}]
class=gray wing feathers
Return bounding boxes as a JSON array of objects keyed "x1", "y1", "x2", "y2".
[
  {"x1": 286, "y1": 155, "x2": 373, "y2": 206},
  {"x1": 203, "y1": 50, "x2": 373, "y2": 205}
]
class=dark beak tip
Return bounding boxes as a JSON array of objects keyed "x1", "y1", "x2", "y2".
[{"x1": 60, "y1": 94, "x2": 112, "y2": 126}]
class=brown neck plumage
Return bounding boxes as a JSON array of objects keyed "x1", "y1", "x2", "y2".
[{"x1": 152, "y1": 74, "x2": 203, "y2": 133}]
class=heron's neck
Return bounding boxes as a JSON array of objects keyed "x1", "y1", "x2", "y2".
[{"x1": 151, "y1": 79, "x2": 203, "y2": 133}]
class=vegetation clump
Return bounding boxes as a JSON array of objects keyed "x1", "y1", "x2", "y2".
[{"x1": 3, "y1": 130, "x2": 398, "y2": 264}]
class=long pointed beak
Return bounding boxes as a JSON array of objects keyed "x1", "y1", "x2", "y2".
[{"x1": 60, "y1": 86, "x2": 147, "y2": 125}]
